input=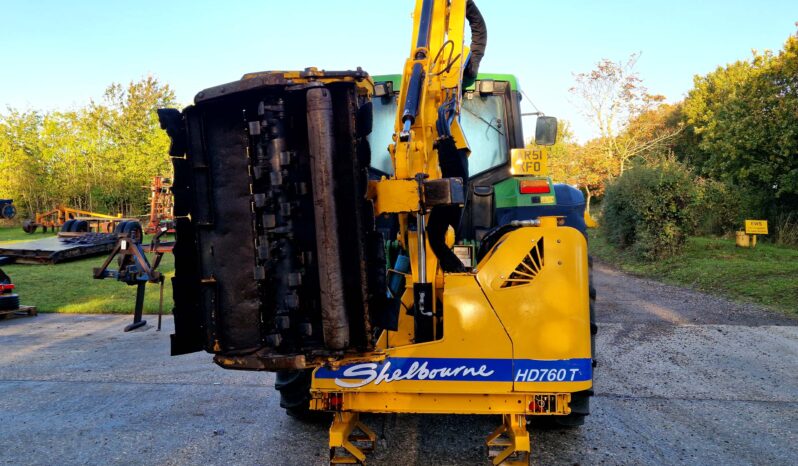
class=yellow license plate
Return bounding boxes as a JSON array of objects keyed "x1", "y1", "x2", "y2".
[{"x1": 511, "y1": 147, "x2": 549, "y2": 176}]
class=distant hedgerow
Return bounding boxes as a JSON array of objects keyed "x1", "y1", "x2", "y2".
[{"x1": 601, "y1": 160, "x2": 699, "y2": 260}]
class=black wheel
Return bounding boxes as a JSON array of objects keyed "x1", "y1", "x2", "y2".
[
  {"x1": 275, "y1": 369, "x2": 324, "y2": 420},
  {"x1": 61, "y1": 220, "x2": 76, "y2": 232},
  {"x1": 1, "y1": 204, "x2": 17, "y2": 220},
  {"x1": 22, "y1": 220, "x2": 37, "y2": 234},
  {"x1": 122, "y1": 221, "x2": 143, "y2": 244},
  {"x1": 588, "y1": 255, "x2": 597, "y2": 355},
  {"x1": 114, "y1": 221, "x2": 128, "y2": 236},
  {"x1": 548, "y1": 255, "x2": 597, "y2": 428},
  {"x1": 70, "y1": 220, "x2": 89, "y2": 233},
  {"x1": 0, "y1": 293, "x2": 20, "y2": 311}
]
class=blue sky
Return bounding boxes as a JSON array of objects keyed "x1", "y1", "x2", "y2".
[{"x1": 1, "y1": 0, "x2": 795, "y2": 141}]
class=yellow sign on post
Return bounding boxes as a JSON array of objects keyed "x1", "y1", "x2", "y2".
[
  {"x1": 510, "y1": 147, "x2": 549, "y2": 176},
  {"x1": 744, "y1": 220, "x2": 768, "y2": 235}
]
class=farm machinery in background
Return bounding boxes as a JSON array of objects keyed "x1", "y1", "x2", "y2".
[
  {"x1": 0, "y1": 219, "x2": 147, "y2": 265},
  {"x1": 21, "y1": 205, "x2": 128, "y2": 235},
  {"x1": 0, "y1": 200, "x2": 17, "y2": 221},
  {"x1": 144, "y1": 176, "x2": 175, "y2": 234},
  {"x1": 3, "y1": 176, "x2": 174, "y2": 265},
  {"x1": 19, "y1": 176, "x2": 174, "y2": 236},
  {"x1": 93, "y1": 225, "x2": 174, "y2": 332},
  {"x1": 6, "y1": 206, "x2": 139, "y2": 264}
]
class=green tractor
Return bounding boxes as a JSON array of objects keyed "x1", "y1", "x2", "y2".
[{"x1": 275, "y1": 73, "x2": 597, "y2": 426}]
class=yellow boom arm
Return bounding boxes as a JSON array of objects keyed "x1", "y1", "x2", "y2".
[
  {"x1": 390, "y1": 0, "x2": 470, "y2": 180},
  {"x1": 376, "y1": 0, "x2": 471, "y2": 290}
]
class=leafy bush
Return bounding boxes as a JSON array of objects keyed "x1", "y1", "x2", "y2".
[
  {"x1": 601, "y1": 160, "x2": 699, "y2": 260},
  {"x1": 694, "y1": 178, "x2": 742, "y2": 236},
  {"x1": 776, "y1": 212, "x2": 798, "y2": 246}
]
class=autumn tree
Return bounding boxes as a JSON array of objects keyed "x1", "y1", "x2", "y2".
[
  {"x1": 547, "y1": 121, "x2": 614, "y2": 214},
  {"x1": 570, "y1": 54, "x2": 682, "y2": 176},
  {"x1": 547, "y1": 120, "x2": 579, "y2": 184}
]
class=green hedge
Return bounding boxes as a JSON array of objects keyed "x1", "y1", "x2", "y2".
[
  {"x1": 694, "y1": 178, "x2": 742, "y2": 236},
  {"x1": 602, "y1": 160, "x2": 699, "y2": 260}
]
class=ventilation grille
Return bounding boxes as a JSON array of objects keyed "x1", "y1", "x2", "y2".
[{"x1": 501, "y1": 238, "x2": 544, "y2": 288}]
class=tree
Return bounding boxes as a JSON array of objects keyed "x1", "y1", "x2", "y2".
[
  {"x1": 619, "y1": 102, "x2": 683, "y2": 163},
  {"x1": 680, "y1": 57, "x2": 761, "y2": 177},
  {"x1": 570, "y1": 54, "x2": 682, "y2": 175},
  {"x1": 602, "y1": 159, "x2": 699, "y2": 260},
  {"x1": 0, "y1": 110, "x2": 53, "y2": 216},
  {"x1": 0, "y1": 77, "x2": 176, "y2": 219},
  {"x1": 680, "y1": 31, "x2": 798, "y2": 216},
  {"x1": 547, "y1": 120, "x2": 579, "y2": 184},
  {"x1": 548, "y1": 121, "x2": 614, "y2": 214},
  {"x1": 85, "y1": 76, "x2": 176, "y2": 214}
]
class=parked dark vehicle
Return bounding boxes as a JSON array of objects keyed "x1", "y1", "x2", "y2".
[
  {"x1": 0, "y1": 199, "x2": 17, "y2": 220},
  {"x1": 0, "y1": 268, "x2": 20, "y2": 311}
]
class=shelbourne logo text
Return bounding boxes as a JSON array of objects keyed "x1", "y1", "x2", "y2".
[{"x1": 334, "y1": 361, "x2": 495, "y2": 388}]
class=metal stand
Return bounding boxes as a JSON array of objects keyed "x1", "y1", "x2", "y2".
[
  {"x1": 157, "y1": 276, "x2": 164, "y2": 331},
  {"x1": 124, "y1": 281, "x2": 147, "y2": 332},
  {"x1": 485, "y1": 414, "x2": 530, "y2": 465},
  {"x1": 329, "y1": 412, "x2": 376, "y2": 465},
  {"x1": 93, "y1": 229, "x2": 174, "y2": 333}
]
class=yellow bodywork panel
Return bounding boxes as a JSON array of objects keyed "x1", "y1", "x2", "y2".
[
  {"x1": 313, "y1": 274, "x2": 514, "y2": 396},
  {"x1": 477, "y1": 225, "x2": 592, "y2": 393},
  {"x1": 311, "y1": 224, "x2": 593, "y2": 410},
  {"x1": 368, "y1": 179, "x2": 419, "y2": 214}
]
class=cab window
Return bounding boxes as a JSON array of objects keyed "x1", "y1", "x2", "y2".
[{"x1": 368, "y1": 90, "x2": 509, "y2": 177}]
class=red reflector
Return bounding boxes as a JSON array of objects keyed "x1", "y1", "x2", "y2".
[
  {"x1": 529, "y1": 400, "x2": 544, "y2": 413},
  {"x1": 519, "y1": 180, "x2": 551, "y2": 194}
]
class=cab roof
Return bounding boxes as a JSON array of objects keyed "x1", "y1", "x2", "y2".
[{"x1": 372, "y1": 73, "x2": 519, "y2": 92}]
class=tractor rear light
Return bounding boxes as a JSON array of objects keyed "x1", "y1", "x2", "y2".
[
  {"x1": 528, "y1": 394, "x2": 558, "y2": 414},
  {"x1": 529, "y1": 400, "x2": 544, "y2": 413},
  {"x1": 329, "y1": 393, "x2": 344, "y2": 411},
  {"x1": 519, "y1": 180, "x2": 550, "y2": 194}
]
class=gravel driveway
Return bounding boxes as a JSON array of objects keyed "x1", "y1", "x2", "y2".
[{"x1": 0, "y1": 262, "x2": 796, "y2": 465}]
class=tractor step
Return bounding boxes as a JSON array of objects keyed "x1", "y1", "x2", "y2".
[
  {"x1": 324, "y1": 411, "x2": 533, "y2": 465},
  {"x1": 486, "y1": 414, "x2": 531, "y2": 465},
  {"x1": 329, "y1": 412, "x2": 377, "y2": 465}
]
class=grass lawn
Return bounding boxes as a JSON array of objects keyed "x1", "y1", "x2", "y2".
[
  {"x1": 590, "y1": 230, "x2": 798, "y2": 315},
  {"x1": 0, "y1": 226, "x2": 174, "y2": 314},
  {"x1": 0, "y1": 225, "x2": 57, "y2": 245}
]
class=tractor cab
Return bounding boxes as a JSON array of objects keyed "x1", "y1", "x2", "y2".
[{"x1": 369, "y1": 73, "x2": 587, "y2": 265}]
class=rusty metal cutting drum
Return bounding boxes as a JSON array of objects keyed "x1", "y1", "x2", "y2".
[{"x1": 159, "y1": 69, "x2": 387, "y2": 371}]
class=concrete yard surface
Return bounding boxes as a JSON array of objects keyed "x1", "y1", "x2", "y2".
[{"x1": 1, "y1": 264, "x2": 797, "y2": 465}]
